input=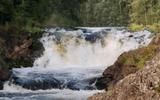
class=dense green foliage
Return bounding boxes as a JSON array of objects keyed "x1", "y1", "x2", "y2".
[
  {"x1": 129, "y1": 0, "x2": 160, "y2": 32},
  {"x1": 0, "y1": 0, "x2": 86, "y2": 27},
  {"x1": 0, "y1": 0, "x2": 53, "y2": 27},
  {"x1": 130, "y1": 0, "x2": 160, "y2": 25},
  {"x1": 80, "y1": 0, "x2": 131, "y2": 26},
  {"x1": 0, "y1": 0, "x2": 160, "y2": 28}
]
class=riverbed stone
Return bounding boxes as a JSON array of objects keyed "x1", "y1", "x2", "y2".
[{"x1": 10, "y1": 71, "x2": 62, "y2": 90}]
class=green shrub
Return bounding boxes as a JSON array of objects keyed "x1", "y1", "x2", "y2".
[
  {"x1": 129, "y1": 24, "x2": 145, "y2": 31},
  {"x1": 118, "y1": 43, "x2": 159, "y2": 69},
  {"x1": 147, "y1": 24, "x2": 160, "y2": 33}
]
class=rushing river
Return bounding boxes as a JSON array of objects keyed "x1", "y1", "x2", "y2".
[{"x1": 0, "y1": 27, "x2": 153, "y2": 100}]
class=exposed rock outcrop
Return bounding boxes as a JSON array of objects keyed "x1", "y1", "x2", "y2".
[
  {"x1": 89, "y1": 51, "x2": 160, "y2": 100},
  {"x1": 95, "y1": 58, "x2": 139, "y2": 90},
  {"x1": 89, "y1": 34, "x2": 160, "y2": 100},
  {"x1": 95, "y1": 35, "x2": 160, "y2": 90},
  {"x1": 0, "y1": 27, "x2": 44, "y2": 89}
]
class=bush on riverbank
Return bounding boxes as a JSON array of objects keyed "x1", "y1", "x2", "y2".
[{"x1": 129, "y1": 23, "x2": 160, "y2": 33}]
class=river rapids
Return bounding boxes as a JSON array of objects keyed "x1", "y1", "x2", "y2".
[{"x1": 0, "y1": 27, "x2": 153, "y2": 100}]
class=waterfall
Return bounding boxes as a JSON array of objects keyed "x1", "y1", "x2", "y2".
[
  {"x1": 0, "y1": 27, "x2": 153, "y2": 100},
  {"x1": 34, "y1": 27, "x2": 152, "y2": 69}
]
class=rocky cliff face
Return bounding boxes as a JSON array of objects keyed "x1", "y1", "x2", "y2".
[
  {"x1": 89, "y1": 52, "x2": 160, "y2": 100},
  {"x1": 89, "y1": 34, "x2": 160, "y2": 100},
  {"x1": 0, "y1": 27, "x2": 44, "y2": 89},
  {"x1": 96, "y1": 35, "x2": 160, "y2": 90}
]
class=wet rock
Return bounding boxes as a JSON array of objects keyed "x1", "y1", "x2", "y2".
[
  {"x1": 128, "y1": 34, "x2": 133, "y2": 37},
  {"x1": 95, "y1": 75, "x2": 113, "y2": 90},
  {"x1": 67, "y1": 81, "x2": 80, "y2": 90},
  {"x1": 84, "y1": 86, "x2": 96, "y2": 90},
  {"x1": 8, "y1": 38, "x2": 32, "y2": 59},
  {"x1": 6, "y1": 30, "x2": 44, "y2": 68},
  {"x1": 10, "y1": 71, "x2": 61, "y2": 90},
  {"x1": 0, "y1": 81, "x2": 3, "y2": 90},
  {"x1": 0, "y1": 70, "x2": 10, "y2": 90},
  {"x1": 0, "y1": 27, "x2": 44, "y2": 69},
  {"x1": 29, "y1": 32, "x2": 44, "y2": 60},
  {"x1": 0, "y1": 70, "x2": 10, "y2": 81},
  {"x1": 8, "y1": 68, "x2": 99, "y2": 91},
  {"x1": 0, "y1": 27, "x2": 44, "y2": 88},
  {"x1": 95, "y1": 62, "x2": 138, "y2": 90},
  {"x1": 80, "y1": 29, "x2": 92, "y2": 33},
  {"x1": 66, "y1": 80, "x2": 96, "y2": 90},
  {"x1": 85, "y1": 34, "x2": 101, "y2": 43}
]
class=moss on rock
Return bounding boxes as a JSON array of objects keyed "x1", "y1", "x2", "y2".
[{"x1": 118, "y1": 44, "x2": 159, "y2": 69}]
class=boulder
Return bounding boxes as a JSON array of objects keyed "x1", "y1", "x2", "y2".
[
  {"x1": 10, "y1": 71, "x2": 61, "y2": 90},
  {"x1": 95, "y1": 58, "x2": 138, "y2": 90},
  {"x1": 0, "y1": 27, "x2": 44, "y2": 90},
  {"x1": 66, "y1": 80, "x2": 96, "y2": 90},
  {"x1": 8, "y1": 69, "x2": 97, "y2": 90},
  {"x1": 0, "y1": 81, "x2": 3, "y2": 90}
]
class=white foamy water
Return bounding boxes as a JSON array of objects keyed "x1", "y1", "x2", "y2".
[
  {"x1": 34, "y1": 28, "x2": 152, "y2": 69},
  {"x1": 1, "y1": 82, "x2": 101, "y2": 100},
  {"x1": 0, "y1": 28, "x2": 153, "y2": 100}
]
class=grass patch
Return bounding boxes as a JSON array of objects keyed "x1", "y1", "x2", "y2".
[
  {"x1": 25, "y1": 26, "x2": 42, "y2": 33},
  {"x1": 146, "y1": 24, "x2": 160, "y2": 33},
  {"x1": 129, "y1": 23, "x2": 160, "y2": 33},
  {"x1": 129, "y1": 24, "x2": 145, "y2": 31},
  {"x1": 106, "y1": 90, "x2": 113, "y2": 96},
  {"x1": 154, "y1": 84, "x2": 160, "y2": 93}
]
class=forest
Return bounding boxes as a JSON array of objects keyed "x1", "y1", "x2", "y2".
[{"x1": 0, "y1": 0, "x2": 160, "y2": 32}]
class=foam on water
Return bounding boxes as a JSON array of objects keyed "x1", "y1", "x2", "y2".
[
  {"x1": 2, "y1": 81, "x2": 101, "y2": 100},
  {"x1": 1, "y1": 87, "x2": 101, "y2": 100},
  {"x1": 0, "y1": 27, "x2": 153, "y2": 100},
  {"x1": 34, "y1": 28, "x2": 152, "y2": 69}
]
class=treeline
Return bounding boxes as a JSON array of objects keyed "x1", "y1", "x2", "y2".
[
  {"x1": 0, "y1": 0, "x2": 54, "y2": 27},
  {"x1": 80, "y1": 0, "x2": 131, "y2": 26},
  {"x1": 0, "y1": 0, "x2": 160, "y2": 29},
  {"x1": 80, "y1": 0, "x2": 160, "y2": 28},
  {"x1": 131, "y1": 0, "x2": 160, "y2": 25},
  {"x1": 0, "y1": 0, "x2": 85, "y2": 28}
]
